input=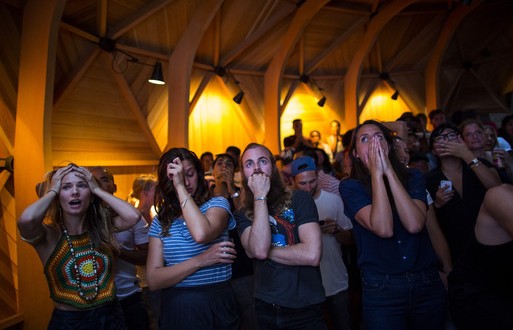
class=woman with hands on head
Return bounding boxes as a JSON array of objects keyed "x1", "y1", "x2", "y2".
[
  {"x1": 340, "y1": 120, "x2": 445, "y2": 330},
  {"x1": 145, "y1": 148, "x2": 239, "y2": 330},
  {"x1": 17, "y1": 163, "x2": 142, "y2": 329}
]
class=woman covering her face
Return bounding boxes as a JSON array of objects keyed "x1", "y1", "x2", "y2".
[
  {"x1": 340, "y1": 120, "x2": 446, "y2": 330},
  {"x1": 18, "y1": 164, "x2": 142, "y2": 329},
  {"x1": 145, "y1": 148, "x2": 239, "y2": 330}
]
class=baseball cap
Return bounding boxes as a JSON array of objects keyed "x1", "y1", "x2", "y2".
[{"x1": 291, "y1": 156, "x2": 317, "y2": 176}]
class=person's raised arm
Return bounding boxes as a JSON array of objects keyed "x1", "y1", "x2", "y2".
[
  {"x1": 74, "y1": 166, "x2": 141, "y2": 231},
  {"x1": 146, "y1": 236, "x2": 236, "y2": 290},
  {"x1": 354, "y1": 138, "x2": 394, "y2": 237},
  {"x1": 443, "y1": 139, "x2": 501, "y2": 189},
  {"x1": 18, "y1": 165, "x2": 74, "y2": 242},
  {"x1": 267, "y1": 222, "x2": 321, "y2": 266},
  {"x1": 169, "y1": 157, "x2": 228, "y2": 243},
  {"x1": 240, "y1": 172, "x2": 271, "y2": 259},
  {"x1": 425, "y1": 204, "x2": 452, "y2": 278}
]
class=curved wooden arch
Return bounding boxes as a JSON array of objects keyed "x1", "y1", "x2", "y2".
[
  {"x1": 344, "y1": 0, "x2": 417, "y2": 127},
  {"x1": 425, "y1": 1, "x2": 482, "y2": 112},
  {"x1": 264, "y1": 0, "x2": 330, "y2": 153},
  {"x1": 14, "y1": 1, "x2": 67, "y2": 327},
  {"x1": 167, "y1": 0, "x2": 224, "y2": 150}
]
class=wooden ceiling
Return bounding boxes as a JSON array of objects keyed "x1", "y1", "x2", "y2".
[{"x1": 1, "y1": 0, "x2": 513, "y2": 167}]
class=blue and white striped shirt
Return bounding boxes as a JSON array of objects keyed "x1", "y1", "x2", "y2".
[{"x1": 148, "y1": 196, "x2": 236, "y2": 287}]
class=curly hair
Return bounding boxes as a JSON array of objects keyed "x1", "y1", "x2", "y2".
[
  {"x1": 240, "y1": 143, "x2": 292, "y2": 219},
  {"x1": 155, "y1": 148, "x2": 211, "y2": 235}
]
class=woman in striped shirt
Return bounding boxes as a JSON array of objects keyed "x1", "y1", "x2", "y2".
[{"x1": 146, "y1": 148, "x2": 239, "y2": 329}]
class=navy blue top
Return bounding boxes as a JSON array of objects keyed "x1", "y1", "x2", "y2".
[{"x1": 340, "y1": 169, "x2": 438, "y2": 274}]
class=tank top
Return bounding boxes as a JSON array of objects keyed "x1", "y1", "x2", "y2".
[{"x1": 44, "y1": 232, "x2": 116, "y2": 309}]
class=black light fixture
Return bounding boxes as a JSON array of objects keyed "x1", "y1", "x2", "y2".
[
  {"x1": 233, "y1": 90, "x2": 245, "y2": 104},
  {"x1": 300, "y1": 75, "x2": 327, "y2": 107},
  {"x1": 380, "y1": 72, "x2": 399, "y2": 101},
  {"x1": 391, "y1": 90, "x2": 400, "y2": 100},
  {"x1": 215, "y1": 66, "x2": 245, "y2": 104},
  {"x1": 148, "y1": 62, "x2": 165, "y2": 85},
  {"x1": 317, "y1": 95, "x2": 327, "y2": 107}
]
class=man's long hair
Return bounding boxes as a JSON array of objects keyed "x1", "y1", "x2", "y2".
[{"x1": 240, "y1": 143, "x2": 292, "y2": 219}]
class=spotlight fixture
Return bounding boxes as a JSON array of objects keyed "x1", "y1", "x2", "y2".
[
  {"x1": 317, "y1": 95, "x2": 327, "y2": 107},
  {"x1": 148, "y1": 62, "x2": 165, "y2": 85},
  {"x1": 233, "y1": 90, "x2": 245, "y2": 104},
  {"x1": 391, "y1": 90, "x2": 399, "y2": 100}
]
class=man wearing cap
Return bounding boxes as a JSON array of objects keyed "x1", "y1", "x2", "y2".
[{"x1": 291, "y1": 156, "x2": 353, "y2": 330}]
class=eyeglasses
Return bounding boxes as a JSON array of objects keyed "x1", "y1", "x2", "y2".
[{"x1": 434, "y1": 132, "x2": 458, "y2": 143}]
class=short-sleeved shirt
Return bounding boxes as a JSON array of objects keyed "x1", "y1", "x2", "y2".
[
  {"x1": 340, "y1": 169, "x2": 438, "y2": 274},
  {"x1": 148, "y1": 196, "x2": 235, "y2": 287},
  {"x1": 236, "y1": 190, "x2": 325, "y2": 308},
  {"x1": 114, "y1": 218, "x2": 149, "y2": 299}
]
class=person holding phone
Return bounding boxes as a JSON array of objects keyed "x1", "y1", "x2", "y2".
[{"x1": 425, "y1": 123, "x2": 502, "y2": 267}]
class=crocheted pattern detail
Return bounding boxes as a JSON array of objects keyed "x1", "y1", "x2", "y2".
[{"x1": 44, "y1": 233, "x2": 115, "y2": 309}]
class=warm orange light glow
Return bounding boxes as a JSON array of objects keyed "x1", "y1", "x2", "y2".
[
  {"x1": 188, "y1": 78, "x2": 255, "y2": 156},
  {"x1": 359, "y1": 84, "x2": 412, "y2": 123}
]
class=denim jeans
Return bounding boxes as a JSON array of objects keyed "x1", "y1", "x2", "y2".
[
  {"x1": 361, "y1": 269, "x2": 446, "y2": 330},
  {"x1": 254, "y1": 299, "x2": 327, "y2": 330},
  {"x1": 48, "y1": 300, "x2": 127, "y2": 330},
  {"x1": 324, "y1": 289, "x2": 351, "y2": 330}
]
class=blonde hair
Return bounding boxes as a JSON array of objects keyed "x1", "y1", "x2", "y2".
[{"x1": 129, "y1": 174, "x2": 157, "y2": 200}]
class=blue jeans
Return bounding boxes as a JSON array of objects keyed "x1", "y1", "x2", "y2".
[
  {"x1": 254, "y1": 299, "x2": 327, "y2": 330},
  {"x1": 361, "y1": 269, "x2": 446, "y2": 330},
  {"x1": 48, "y1": 300, "x2": 127, "y2": 330}
]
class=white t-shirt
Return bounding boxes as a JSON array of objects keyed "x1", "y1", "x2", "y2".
[
  {"x1": 314, "y1": 189, "x2": 353, "y2": 296},
  {"x1": 114, "y1": 218, "x2": 149, "y2": 299}
]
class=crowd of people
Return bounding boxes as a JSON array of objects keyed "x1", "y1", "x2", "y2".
[{"x1": 17, "y1": 110, "x2": 513, "y2": 330}]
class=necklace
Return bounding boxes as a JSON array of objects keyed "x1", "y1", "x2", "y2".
[{"x1": 61, "y1": 224, "x2": 99, "y2": 302}]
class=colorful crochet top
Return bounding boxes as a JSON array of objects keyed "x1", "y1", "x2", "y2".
[{"x1": 44, "y1": 232, "x2": 116, "y2": 309}]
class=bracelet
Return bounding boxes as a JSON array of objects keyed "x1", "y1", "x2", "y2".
[
  {"x1": 19, "y1": 228, "x2": 46, "y2": 245},
  {"x1": 254, "y1": 196, "x2": 267, "y2": 201},
  {"x1": 47, "y1": 189, "x2": 59, "y2": 196},
  {"x1": 181, "y1": 195, "x2": 191, "y2": 208},
  {"x1": 468, "y1": 158, "x2": 480, "y2": 169}
]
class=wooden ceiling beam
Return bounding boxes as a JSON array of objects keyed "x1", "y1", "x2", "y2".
[
  {"x1": 167, "y1": 0, "x2": 224, "y2": 150},
  {"x1": 219, "y1": 3, "x2": 295, "y2": 67},
  {"x1": 305, "y1": 16, "x2": 368, "y2": 75},
  {"x1": 384, "y1": 16, "x2": 444, "y2": 72},
  {"x1": 345, "y1": 0, "x2": 416, "y2": 127},
  {"x1": 264, "y1": 0, "x2": 330, "y2": 153},
  {"x1": 425, "y1": 1, "x2": 481, "y2": 111},
  {"x1": 189, "y1": 72, "x2": 214, "y2": 114},
  {"x1": 279, "y1": 80, "x2": 300, "y2": 117},
  {"x1": 469, "y1": 68, "x2": 509, "y2": 111},
  {"x1": 60, "y1": 21, "x2": 99, "y2": 43},
  {"x1": 109, "y1": 0, "x2": 176, "y2": 40},
  {"x1": 103, "y1": 52, "x2": 162, "y2": 156},
  {"x1": 97, "y1": 0, "x2": 107, "y2": 37},
  {"x1": 53, "y1": 48, "x2": 101, "y2": 109}
]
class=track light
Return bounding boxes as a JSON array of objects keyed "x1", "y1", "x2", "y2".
[
  {"x1": 233, "y1": 90, "x2": 244, "y2": 104},
  {"x1": 148, "y1": 62, "x2": 165, "y2": 85},
  {"x1": 391, "y1": 90, "x2": 399, "y2": 100},
  {"x1": 317, "y1": 95, "x2": 327, "y2": 107}
]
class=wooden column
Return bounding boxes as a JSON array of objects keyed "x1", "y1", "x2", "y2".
[
  {"x1": 264, "y1": 0, "x2": 329, "y2": 154},
  {"x1": 344, "y1": 0, "x2": 416, "y2": 127},
  {"x1": 166, "y1": 0, "x2": 224, "y2": 150},
  {"x1": 14, "y1": 0, "x2": 66, "y2": 328}
]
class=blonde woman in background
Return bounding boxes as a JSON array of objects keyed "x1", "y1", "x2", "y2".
[{"x1": 128, "y1": 174, "x2": 159, "y2": 329}]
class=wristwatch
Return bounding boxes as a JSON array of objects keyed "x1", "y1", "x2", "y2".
[{"x1": 231, "y1": 191, "x2": 240, "y2": 198}]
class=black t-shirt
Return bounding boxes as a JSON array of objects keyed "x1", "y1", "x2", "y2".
[{"x1": 235, "y1": 190, "x2": 325, "y2": 308}]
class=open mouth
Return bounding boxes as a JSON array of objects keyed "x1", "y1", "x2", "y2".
[{"x1": 69, "y1": 200, "x2": 81, "y2": 207}]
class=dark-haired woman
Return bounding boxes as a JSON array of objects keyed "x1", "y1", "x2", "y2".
[
  {"x1": 340, "y1": 120, "x2": 445, "y2": 330},
  {"x1": 146, "y1": 148, "x2": 239, "y2": 330},
  {"x1": 17, "y1": 164, "x2": 142, "y2": 329}
]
